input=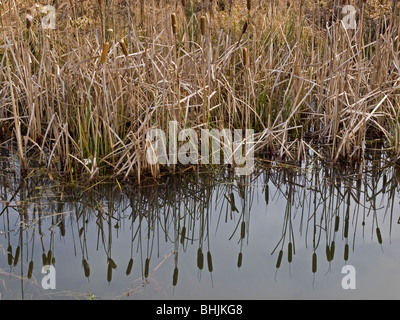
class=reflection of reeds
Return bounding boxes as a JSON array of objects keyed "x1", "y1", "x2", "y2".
[
  {"x1": 0, "y1": 157, "x2": 399, "y2": 297},
  {"x1": 270, "y1": 159, "x2": 400, "y2": 276},
  {"x1": 1, "y1": 1, "x2": 400, "y2": 180}
]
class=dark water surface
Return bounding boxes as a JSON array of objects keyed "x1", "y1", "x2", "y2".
[{"x1": 1, "y1": 156, "x2": 400, "y2": 300}]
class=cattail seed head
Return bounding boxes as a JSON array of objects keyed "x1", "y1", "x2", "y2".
[
  {"x1": 26, "y1": 9, "x2": 33, "y2": 29},
  {"x1": 242, "y1": 47, "x2": 249, "y2": 67},
  {"x1": 171, "y1": 13, "x2": 178, "y2": 35},
  {"x1": 26, "y1": 14, "x2": 33, "y2": 29},
  {"x1": 181, "y1": 0, "x2": 186, "y2": 7},
  {"x1": 69, "y1": 16, "x2": 75, "y2": 27},
  {"x1": 119, "y1": 39, "x2": 129, "y2": 56},
  {"x1": 100, "y1": 42, "x2": 109, "y2": 64},
  {"x1": 106, "y1": 28, "x2": 113, "y2": 40},
  {"x1": 241, "y1": 20, "x2": 248, "y2": 35},
  {"x1": 200, "y1": 16, "x2": 206, "y2": 36},
  {"x1": 247, "y1": 0, "x2": 251, "y2": 11}
]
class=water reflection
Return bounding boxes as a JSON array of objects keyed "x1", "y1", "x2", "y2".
[
  {"x1": 0, "y1": 158, "x2": 400, "y2": 299},
  {"x1": 268, "y1": 160, "x2": 399, "y2": 274}
]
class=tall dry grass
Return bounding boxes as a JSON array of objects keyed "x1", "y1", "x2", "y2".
[{"x1": 1, "y1": 0, "x2": 400, "y2": 181}]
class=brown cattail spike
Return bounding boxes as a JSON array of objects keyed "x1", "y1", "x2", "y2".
[
  {"x1": 119, "y1": 39, "x2": 129, "y2": 57},
  {"x1": 241, "y1": 20, "x2": 248, "y2": 35},
  {"x1": 247, "y1": 0, "x2": 251, "y2": 11},
  {"x1": 200, "y1": 16, "x2": 206, "y2": 36},
  {"x1": 171, "y1": 13, "x2": 178, "y2": 35},
  {"x1": 100, "y1": 42, "x2": 109, "y2": 64},
  {"x1": 181, "y1": 0, "x2": 186, "y2": 7},
  {"x1": 242, "y1": 47, "x2": 249, "y2": 67},
  {"x1": 26, "y1": 9, "x2": 33, "y2": 29},
  {"x1": 26, "y1": 14, "x2": 33, "y2": 29}
]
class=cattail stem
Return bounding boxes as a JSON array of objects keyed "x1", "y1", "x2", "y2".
[
  {"x1": 140, "y1": 0, "x2": 144, "y2": 27},
  {"x1": 6, "y1": 56, "x2": 26, "y2": 172}
]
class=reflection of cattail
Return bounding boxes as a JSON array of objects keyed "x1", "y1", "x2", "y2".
[
  {"x1": 207, "y1": 251, "x2": 213, "y2": 272},
  {"x1": 334, "y1": 215, "x2": 340, "y2": 232},
  {"x1": 237, "y1": 252, "x2": 243, "y2": 268},
  {"x1": 28, "y1": 261, "x2": 34, "y2": 279},
  {"x1": 47, "y1": 250, "x2": 52, "y2": 264},
  {"x1": 171, "y1": 13, "x2": 178, "y2": 35},
  {"x1": 173, "y1": 267, "x2": 179, "y2": 286},
  {"x1": 107, "y1": 263, "x2": 112, "y2": 282},
  {"x1": 288, "y1": 242, "x2": 293, "y2": 263},
  {"x1": 14, "y1": 246, "x2": 20, "y2": 267},
  {"x1": 376, "y1": 227, "x2": 382, "y2": 244},
  {"x1": 7, "y1": 245, "x2": 12, "y2": 266},
  {"x1": 344, "y1": 217, "x2": 349, "y2": 238},
  {"x1": 312, "y1": 252, "x2": 317, "y2": 273},
  {"x1": 100, "y1": 42, "x2": 109, "y2": 64},
  {"x1": 126, "y1": 258, "x2": 133, "y2": 275},
  {"x1": 329, "y1": 241, "x2": 335, "y2": 261},
  {"x1": 144, "y1": 258, "x2": 150, "y2": 278},
  {"x1": 325, "y1": 244, "x2": 330, "y2": 261},
  {"x1": 200, "y1": 15, "x2": 206, "y2": 36},
  {"x1": 276, "y1": 250, "x2": 283, "y2": 268},
  {"x1": 83, "y1": 259, "x2": 90, "y2": 278},
  {"x1": 119, "y1": 39, "x2": 129, "y2": 56},
  {"x1": 344, "y1": 244, "x2": 349, "y2": 261},
  {"x1": 59, "y1": 219, "x2": 65, "y2": 236},
  {"x1": 240, "y1": 221, "x2": 246, "y2": 238},
  {"x1": 197, "y1": 247, "x2": 204, "y2": 270},
  {"x1": 108, "y1": 257, "x2": 117, "y2": 269},
  {"x1": 180, "y1": 226, "x2": 186, "y2": 244}
]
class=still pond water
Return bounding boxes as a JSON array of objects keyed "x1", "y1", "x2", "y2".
[{"x1": 1, "y1": 157, "x2": 400, "y2": 300}]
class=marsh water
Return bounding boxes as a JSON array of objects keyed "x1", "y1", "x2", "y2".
[{"x1": 1, "y1": 153, "x2": 400, "y2": 300}]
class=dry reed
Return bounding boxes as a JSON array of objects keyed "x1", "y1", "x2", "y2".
[{"x1": 0, "y1": 0, "x2": 399, "y2": 181}]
